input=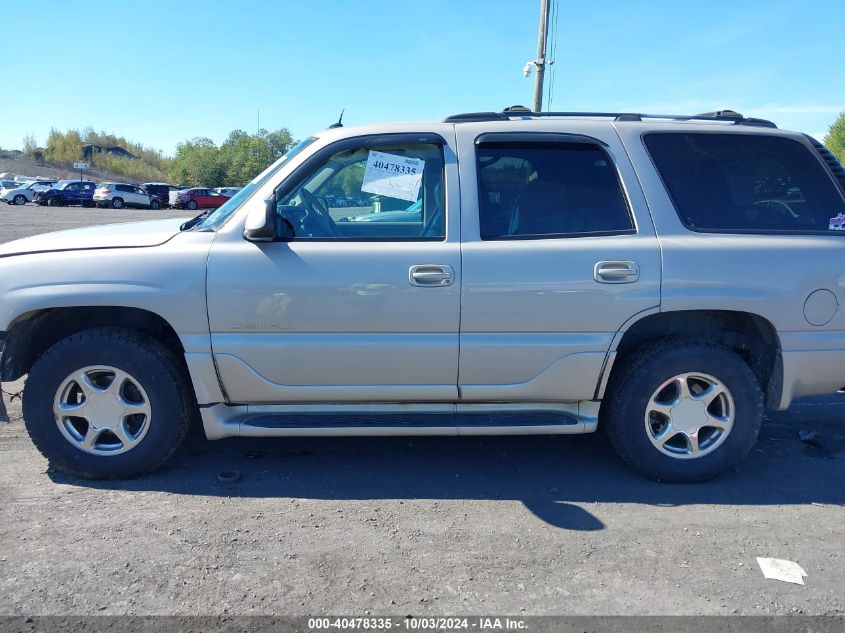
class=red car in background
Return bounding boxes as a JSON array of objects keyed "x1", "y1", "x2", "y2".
[{"x1": 169, "y1": 187, "x2": 231, "y2": 210}]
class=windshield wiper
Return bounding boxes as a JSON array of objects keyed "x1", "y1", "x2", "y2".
[{"x1": 180, "y1": 210, "x2": 213, "y2": 231}]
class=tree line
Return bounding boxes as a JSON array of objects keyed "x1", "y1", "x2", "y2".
[{"x1": 23, "y1": 127, "x2": 294, "y2": 187}]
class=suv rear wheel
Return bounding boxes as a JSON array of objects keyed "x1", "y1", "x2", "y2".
[
  {"x1": 111, "y1": 197, "x2": 124, "y2": 209},
  {"x1": 22, "y1": 328, "x2": 193, "y2": 479},
  {"x1": 186, "y1": 200, "x2": 198, "y2": 211},
  {"x1": 601, "y1": 338, "x2": 763, "y2": 482}
]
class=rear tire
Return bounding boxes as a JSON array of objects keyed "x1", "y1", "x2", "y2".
[
  {"x1": 22, "y1": 328, "x2": 193, "y2": 479},
  {"x1": 186, "y1": 200, "x2": 198, "y2": 211},
  {"x1": 601, "y1": 338, "x2": 763, "y2": 482},
  {"x1": 111, "y1": 197, "x2": 124, "y2": 209}
]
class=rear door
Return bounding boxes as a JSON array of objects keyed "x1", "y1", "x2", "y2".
[
  {"x1": 65, "y1": 182, "x2": 81, "y2": 203},
  {"x1": 455, "y1": 122, "x2": 661, "y2": 402},
  {"x1": 131, "y1": 186, "x2": 150, "y2": 207}
]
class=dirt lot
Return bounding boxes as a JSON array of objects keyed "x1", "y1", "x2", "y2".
[{"x1": 0, "y1": 205, "x2": 843, "y2": 616}]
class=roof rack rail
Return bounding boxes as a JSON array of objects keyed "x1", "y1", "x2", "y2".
[
  {"x1": 442, "y1": 108, "x2": 777, "y2": 128},
  {"x1": 443, "y1": 111, "x2": 510, "y2": 123}
]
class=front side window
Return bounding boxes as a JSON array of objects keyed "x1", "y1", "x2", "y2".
[
  {"x1": 277, "y1": 141, "x2": 445, "y2": 240},
  {"x1": 644, "y1": 133, "x2": 845, "y2": 234},
  {"x1": 477, "y1": 141, "x2": 633, "y2": 240}
]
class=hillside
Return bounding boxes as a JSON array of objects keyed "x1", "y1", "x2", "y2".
[{"x1": 0, "y1": 151, "x2": 163, "y2": 186}]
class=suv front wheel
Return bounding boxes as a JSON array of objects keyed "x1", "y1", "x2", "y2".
[
  {"x1": 602, "y1": 339, "x2": 763, "y2": 482},
  {"x1": 23, "y1": 328, "x2": 193, "y2": 479}
]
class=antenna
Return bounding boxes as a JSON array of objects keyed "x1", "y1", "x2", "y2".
[{"x1": 328, "y1": 109, "x2": 345, "y2": 129}]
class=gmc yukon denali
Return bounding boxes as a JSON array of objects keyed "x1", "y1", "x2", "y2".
[{"x1": 1, "y1": 108, "x2": 844, "y2": 482}]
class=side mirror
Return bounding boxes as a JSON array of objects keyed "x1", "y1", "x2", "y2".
[
  {"x1": 244, "y1": 196, "x2": 278, "y2": 242},
  {"x1": 243, "y1": 195, "x2": 295, "y2": 242}
]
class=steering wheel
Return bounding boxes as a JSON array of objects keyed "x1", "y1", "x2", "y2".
[{"x1": 300, "y1": 188, "x2": 342, "y2": 237}]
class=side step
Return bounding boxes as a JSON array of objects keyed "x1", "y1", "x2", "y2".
[{"x1": 200, "y1": 403, "x2": 600, "y2": 439}]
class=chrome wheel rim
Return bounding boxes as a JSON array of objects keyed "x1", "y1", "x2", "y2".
[
  {"x1": 644, "y1": 372, "x2": 734, "y2": 460},
  {"x1": 53, "y1": 366, "x2": 152, "y2": 456}
]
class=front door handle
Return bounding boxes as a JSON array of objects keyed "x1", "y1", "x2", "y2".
[
  {"x1": 594, "y1": 261, "x2": 640, "y2": 284},
  {"x1": 409, "y1": 264, "x2": 454, "y2": 287}
]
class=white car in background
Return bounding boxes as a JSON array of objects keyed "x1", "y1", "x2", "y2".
[
  {"x1": 214, "y1": 187, "x2": 242, "y2": 197},
  {"x1": 1, "y1": 180, "x2": 57, "y2": 205},
  {"x1": 93, "y1": 183, "x2": 162, "y2": 209}
]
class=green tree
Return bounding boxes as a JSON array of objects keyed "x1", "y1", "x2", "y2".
[
  {"x1": 169, "y1": 137, "x2": 227, "y2": 187},
  {"x1": 169, "y1": 128, "x2": 294, "y2": 187},
  {"x1": 22, "y1": 134, "x2": 37, "y2": 157},
  {"x1": 44, "y1": 128, "x2": 83, "y2": 163},
  {"x1": 825, "y1": 112, "x2": 845, "y2": 164}
]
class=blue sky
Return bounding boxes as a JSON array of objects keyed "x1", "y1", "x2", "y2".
[{"x1": 3, "y1": 0, "x2": 844, "y2": 155}]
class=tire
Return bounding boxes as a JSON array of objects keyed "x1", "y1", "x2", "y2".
[
  {"x1": 186, "y1": 200, "x2": 198, "y2": 211},
  {"x1": 13, "y1": 194, "x2": 26, "y2": 206},
  {"x1": 149, "y1": 198, "x2": 161, "y2": 210},
  {"x1": 601, "y1": 338, "x2": 763, "y2": 483},
  {"x1": 47, "y1": 196, "x2": 62, "y2": 207},
  {"x1": 22, "y1": 328, "x2": 193, "y2": 479},
  {"x1": 111, "y1": 197, "x2": 124, "y2": 209}
]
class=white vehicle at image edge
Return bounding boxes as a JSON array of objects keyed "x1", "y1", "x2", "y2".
[
  {"x1": 1, "y1": 107, "x2": 844, "y2": 482},
  {"x1": 93, "y1": 183, "x2": 161, "y2": 210},
  {"x1": 1, "y1": 180, "x2": 56, "y2": 205}
]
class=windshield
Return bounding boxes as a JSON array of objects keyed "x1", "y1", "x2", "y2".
[{"x1": 195, "y1": 136, "x2": 318, "y2": 231}]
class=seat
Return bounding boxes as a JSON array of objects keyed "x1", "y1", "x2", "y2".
[{"x1": 511, "y1": 180, "x2": 570, "y2": 236}]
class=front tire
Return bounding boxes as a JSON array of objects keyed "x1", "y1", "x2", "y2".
[
  {"x1": 601, "y1": 338, "x2": 763, "y2": 482},
  {"x1": 23, "y1": 328, "x2": 193, "y2": 479},
  {"x1": 47, "y1": 196, "x2": 62, "y2": 207},
  {"x1": 13, "y1": 194, "x2": 26, "y2": 205},
  {"x1": 149, "y1": 198, "x2": 161, "y2": 210}
]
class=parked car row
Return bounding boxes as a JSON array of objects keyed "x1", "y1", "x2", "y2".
[
  {"x1": 324, "y1": 194, "x2": 370, "y2": 208},
  {"x1": 1, "y1": 179, "x2": 241, "y2": 210}
]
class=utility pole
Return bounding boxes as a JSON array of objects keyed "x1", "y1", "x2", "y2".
[{"x1": 532, "y1": 0, "x2": 551, "y2": 112}]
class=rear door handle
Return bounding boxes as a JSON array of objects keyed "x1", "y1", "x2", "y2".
[
  {"x1": 409, "y1": 264, "x2": 454, "y2": 287},
  {"x1": 594, "y1": 261, "x2": 640, "y2": 284}
]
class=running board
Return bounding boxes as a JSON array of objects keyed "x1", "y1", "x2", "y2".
[{"x1": 200, "y1": 402, "x2": 600, "y2": 439}]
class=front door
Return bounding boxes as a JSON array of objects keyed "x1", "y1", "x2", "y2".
[
  {"x1": 206, "y1": 131, "x2": 461, "y2": 403},
  {"x1": 455, "y1": 123, "x2": 662, "y2": 402}
]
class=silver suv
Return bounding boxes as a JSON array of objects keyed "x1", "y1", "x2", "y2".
[{"x1": 1, "y1": 108, "x2": 844, "y2": 482}]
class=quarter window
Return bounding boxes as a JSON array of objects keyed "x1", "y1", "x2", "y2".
[
  {"x1": 644, "y1": 133, "x2": 845, "y2": 234},
  {"x1": 476, "y1": 141, "x2": 633, "y2": 240}
]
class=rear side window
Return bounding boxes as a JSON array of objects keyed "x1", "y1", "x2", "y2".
[
  {"x1": 644, "y1": 133, "x2": 845, "y2": 234},
  {"x1": 476, "y1": 141, "x2": 634, "y2": 240}
]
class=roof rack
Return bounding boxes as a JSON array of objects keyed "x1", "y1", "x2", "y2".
[{"x1": 443, "y1": 107, "x2": 777, "y2": 128}]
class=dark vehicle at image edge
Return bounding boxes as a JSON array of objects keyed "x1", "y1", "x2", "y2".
[
  {"x1": 142, "y1": 182, "x2": 178, "y2": 208},
  {"x1": 34, "y1": 180, "x2": 97, "y2": 207}
]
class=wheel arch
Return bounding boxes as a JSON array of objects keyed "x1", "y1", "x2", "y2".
[
  {"x1": 1, "y1": 306, "x2": 186, "y2": 382},
  {"x1": 598, "y1": 309, "x2": 782, "y2": 409}
]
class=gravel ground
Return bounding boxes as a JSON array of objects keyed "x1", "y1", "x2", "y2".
[{"x1": 0, "y1": 205, "x2": 843, "y2": 616}]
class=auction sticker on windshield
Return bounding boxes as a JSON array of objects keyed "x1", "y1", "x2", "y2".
[{"x1": 361, "y1": 150, "x2": 424, "y2": 202}]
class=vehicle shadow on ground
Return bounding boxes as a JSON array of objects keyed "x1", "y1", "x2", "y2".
[{"x1": 49, "y1": 395, "x2": 845, "y2": 531}]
